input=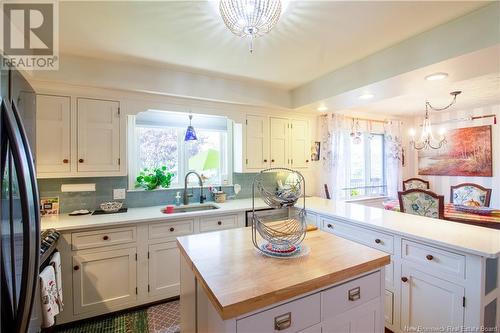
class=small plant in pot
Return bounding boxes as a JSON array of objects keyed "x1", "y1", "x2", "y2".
[{"x1": 135, "y1": 166, "x2": 174, "y2": 191}]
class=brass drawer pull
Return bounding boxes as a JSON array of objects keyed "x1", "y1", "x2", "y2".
[
  {"x1": 426, "y1": 254, "x2": 434, "y2": 261},
  {"x1": 274, "y1": 312, "x2": 291, "y2": 331},
  {"x1": 103, "y1": 235, "x2": 109, "y2": 241},
  {"x1": 63, "y1": 159, "x2": 69, "y2": 163},
  {"x1": 348, "y1": 286, "x2": 361, "y2": 301}
]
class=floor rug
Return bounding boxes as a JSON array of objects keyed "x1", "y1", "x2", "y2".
[{"x1": 55, "y1": 300, "x2": 180, "y2": 333}]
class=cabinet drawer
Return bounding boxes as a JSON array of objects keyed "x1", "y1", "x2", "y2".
[
  {"x1": 384, "y1": 289, "x2": 394, "y2": 325},
  {"x1": 322, "y1": 271, "x2": 381, "y2": 318},
  {"x1": 199, "y1": 215, "x2": 238, "y2": 232},
  {"x1": 237, "y1": 293, "x2": 320, "y2": 333},
  {"x1": 402, "y1": 240, "x2": 465, "y2": 279},
  {"x1": 323, "y1": 218, "x2": 394, "y2": 254},
  {"x1": 71, "y1": 226, "x2": 136, "y2": 250},
  {"x1": 149, "y1": 219, "x2": 194, "y2": 240}
]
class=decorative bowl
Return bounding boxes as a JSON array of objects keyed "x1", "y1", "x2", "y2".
[{"x1": 100, "y1": 201, "x2": 123, "y2": 213}]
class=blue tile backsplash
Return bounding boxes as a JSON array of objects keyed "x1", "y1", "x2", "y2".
[{"x1": 37, "y1": 173, "x2": 277, "y2": 213}]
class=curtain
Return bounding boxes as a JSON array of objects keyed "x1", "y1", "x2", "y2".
[
  {"x1": 385, "y1": 120, "x2": 403, "y2": 199},
  {"x1": 319, "y1": 113, "x2": 348, "y2": 200}
]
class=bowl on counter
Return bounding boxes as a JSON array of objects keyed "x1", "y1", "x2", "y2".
[{"x1": 100, "y1": 201, "x2": 123, "y2": 213}]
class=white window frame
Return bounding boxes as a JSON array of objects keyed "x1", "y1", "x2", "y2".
[
  {"x1": 344, "y1": 132, "x2": 387, "y2": 199},
  {"x1": 127, "y1": 115, "x2": 233, "y2": 191}
]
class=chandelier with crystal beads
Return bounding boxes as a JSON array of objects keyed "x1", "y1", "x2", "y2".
[
  {"x1": 219, "y1": 0, "x2": 282, "y2": 53},
  {"x1": 410, "y1": 91, "x2": 461, "y2": 151}
]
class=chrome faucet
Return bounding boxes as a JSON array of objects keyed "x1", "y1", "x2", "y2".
[{"x1": 183, "y1": 171, "x2": 206, "y2": 205}]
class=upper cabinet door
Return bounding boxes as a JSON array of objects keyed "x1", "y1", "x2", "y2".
[
  {"x1": 246, "y1": 115, "x2": 269, "y2": 170},
  {"x1": 290, "y1": 119, "x2": 309, "y2": 169},
  {"x1": 270, "y1": 117, "x2": 289, "y2": 168},
  {"x1": 77, "y1": 98, "x2": 120, "y2": 172},
  {"x1": 36, "y1": 95, "x2": 71, "y2": 173}
]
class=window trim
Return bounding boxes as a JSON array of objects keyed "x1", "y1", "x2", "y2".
[
  {"x1": 127, "y1": 115, "x2": 233, "y2": 191},
  {"x1": 344, "y1": 132, "x2": 387, "y2": 199}
]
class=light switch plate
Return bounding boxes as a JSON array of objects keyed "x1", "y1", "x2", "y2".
[{"x1": 113, "y1": 188, "x2": 126, "y2": 200}]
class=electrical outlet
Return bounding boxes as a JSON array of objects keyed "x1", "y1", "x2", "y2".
[{"x1": 113, "y1": 188, "x2": 126, "y2": 200}]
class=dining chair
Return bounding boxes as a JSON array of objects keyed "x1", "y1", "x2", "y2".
[
  {"x1": 450, "y1": 183, "x2": 492, "y2": 207},
  {"x1": 398, "y1": 189, "x2": 444, "y2": 219},
  {"x1": 402, "y1": 178, "x2": 430, "y2": 191}
]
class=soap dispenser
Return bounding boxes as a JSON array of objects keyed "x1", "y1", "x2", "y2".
[{"x1": 175, "y1": 191, "x2": 181, "y2": 206}]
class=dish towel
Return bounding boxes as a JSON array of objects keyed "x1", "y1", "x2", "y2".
[
  {"x1": 39, "y1": 265, "x2": 60, "y2": 328},
  {"x1": 49, "y1": 251, "x2": 64, "y2": 311}
]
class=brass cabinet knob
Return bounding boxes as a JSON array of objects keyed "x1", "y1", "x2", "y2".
[
  {"x1": 79, "y1": 158, "x2": 84, "y2": 163},
  {"x1": 103, "y1": 235, "x2": 109, "y2": 241},
  {"x1": 264, "y1": 159, "x2": 268, "y2": 163},
  {"x1": 63, "y1": 159, "x2": 69, "y2": 163},
  {"x1": 426, "y1": 254, "x2": 434, "y2": 261},
  {"x1": 271, "y1": 159, "x2": 275, "y2": 163},
  {"x1": 306, "y1": 160, "x2": 309, "y2": 163},
  {"x1": 401, "y1": 277, "x2": 408, "y2": 282}
]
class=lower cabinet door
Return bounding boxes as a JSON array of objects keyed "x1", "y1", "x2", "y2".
[
  {"x1": 400, "y1": 265, "x2": 465, "y2": 331},
  {"x1": 148, "y1": 242, "x2": 180, "y2": 298},
  {"x1": 322, "y1": 298, "x2": 382, "y2": 333},
  {"x1": 72, "y1": 247, "x2": 137, "y2": 315}
]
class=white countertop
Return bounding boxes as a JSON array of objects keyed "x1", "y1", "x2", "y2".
[
  {"x1": 41, "y1": 198, "x2": 269, "y2": 232},
  {"x1": 42, "y1": 197, "x2": 500, "y2": 258},
  {"x1": 305, "y1": 197, "x2": 500, "y2": 258}
]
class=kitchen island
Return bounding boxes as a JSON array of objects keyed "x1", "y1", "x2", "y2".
[{"x1": 177, "y1": 227, "x2": 390, "y2": 333}]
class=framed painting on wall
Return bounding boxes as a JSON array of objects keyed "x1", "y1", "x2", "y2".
[{"x1": 418, "y1": 125, "x2": 493, "y2": 177}]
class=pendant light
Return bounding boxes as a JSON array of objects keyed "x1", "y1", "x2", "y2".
[{"x1": 184, "y1": 114, "x2": 197, "y2": 141}]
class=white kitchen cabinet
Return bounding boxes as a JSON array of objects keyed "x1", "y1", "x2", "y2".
[
  {"x1": 290, "y1": 119, "x2": 309, "y2": 169},
  {"x1": 77, "y1": 98, "x2": 121, "y2": 172},
  {"x1": 322, "y1": 298, "x2": 382, "y2": 333},
  {"x1": 36, "y1": 95, "x2": 71, "y2": 173},
  {"x1": 269, "y1": 117, "x2": 289, "y2": 168},
  {"x1": 400, "y1": 265, "x2": 464, "y2": 331},
  {"x1": 148, "y1": 242, "x2": 180, "y2": 298},
  {"x1": 235, "y1": 114, "x2": 310, "y2": 172},
  {"x1": 72, "y1": 247, "x2": 137, "y2": 315},
  {"x1": 245, "y1": 114, "x2": 269, "y2": 170}
]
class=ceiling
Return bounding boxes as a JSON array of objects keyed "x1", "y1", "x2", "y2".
[
  {"x1": 343, "y1": 73, "x2": 500, "y2": 116},
  {"x1": 59, "y1": 1, "x2": 488, "y2": 89}
]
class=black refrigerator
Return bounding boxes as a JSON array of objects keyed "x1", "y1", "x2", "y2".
[{"x1": 0, "y1": 62, "x2": 41, "y2": 333}]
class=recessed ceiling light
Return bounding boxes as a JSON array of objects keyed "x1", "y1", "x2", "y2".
[
  {"x1": 425, "y1": 72, "x2": 448, "y2": 81},
  {"x1": 358, "y1": 93, "x2": 374, "y2": 100},
  {"x1": 317, "y1": 105, "x2": 328, "y2": 111}
]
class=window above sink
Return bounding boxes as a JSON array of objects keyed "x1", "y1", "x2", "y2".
[{"x1": 128, "y1": 110, "x2": 233, "y2": 190}]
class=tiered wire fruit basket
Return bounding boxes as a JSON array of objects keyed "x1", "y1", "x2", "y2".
[{"x1": 252, "y1": 168, "x2": 308, "y2": 258}]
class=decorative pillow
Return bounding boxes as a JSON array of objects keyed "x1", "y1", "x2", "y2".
[
  {"x1": 452, "y1": 186, "x2": 488, "y2": 207},
  {"x1": 404, "y1": 180, "x2": 428, "y2": 190},
  {"x1": 401, "y1": 192, "x2": 440, "y2": 219}
]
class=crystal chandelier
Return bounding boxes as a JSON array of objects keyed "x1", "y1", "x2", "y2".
[
  {"x1": 410, "y1": 91, "x2": 461, "y2": 150},
  {"x1": 219, "y1": 0, "x2": 282, "y2": 53}
]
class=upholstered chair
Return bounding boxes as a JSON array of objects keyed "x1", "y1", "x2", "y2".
[
  {"x1": 398, "y1": 189, "x2": 444, "y2": 219},
  {"x1": 450, "y1": 183, "x2": 492, "y2": 207},
  {"x1": 402, "y1": 178, "x2": 430, "y2": 191}
]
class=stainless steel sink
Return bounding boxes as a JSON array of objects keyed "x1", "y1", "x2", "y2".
[{"x1": 172, "y1": 204, "x2": 219, "y2": 213}]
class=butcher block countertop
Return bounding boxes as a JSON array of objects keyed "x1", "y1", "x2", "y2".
[{"x1": 176, "y1": 227, "x2": 390, "y2": 320}]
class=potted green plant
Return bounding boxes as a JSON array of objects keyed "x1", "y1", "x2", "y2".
[{"x1": 135, "y1": 166, "x2": 174, "y2": 191}]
